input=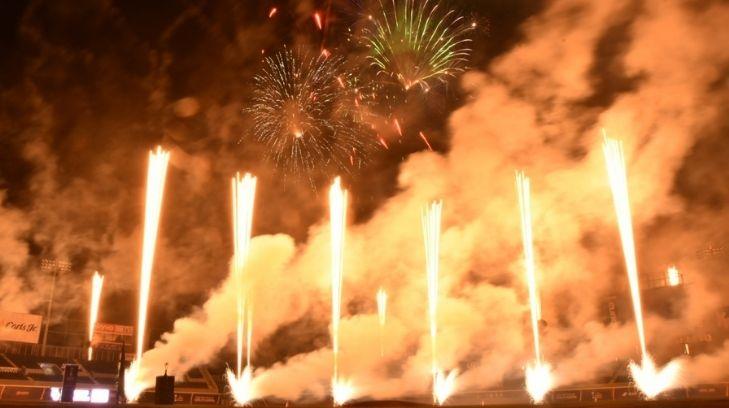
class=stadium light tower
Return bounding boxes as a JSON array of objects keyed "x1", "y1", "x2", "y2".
[{"x1": 40, "y1": 259, "x2": 71, "y2": 355}]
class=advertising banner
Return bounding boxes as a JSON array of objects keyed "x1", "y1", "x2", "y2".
[{"x1": 0, "y1": 311, "x2": 42, "y2": 344}]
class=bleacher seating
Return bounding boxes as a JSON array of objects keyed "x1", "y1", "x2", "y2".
[
  {"x1": 175, "y1": 381, "x2": 209, "y2": 389},
  {"x1": 80, "y1": 359, "x2": 118, "y2": 375},
  {"x1": 0, "y1": 371, "x2": 28, "y2": 380}
]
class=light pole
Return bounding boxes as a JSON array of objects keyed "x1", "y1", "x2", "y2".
[{"x1": 40, "y1": 259, "x2": 71, "y2": 355}]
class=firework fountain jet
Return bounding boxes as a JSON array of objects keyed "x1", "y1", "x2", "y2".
[
  {"x1": 226, "y1": 173, "x2": 258, "y2": 405},
  {"x1": 330, "y1": 177, "x2": 354, "y2": 405},
  {"x1": 602, "y1": 136, "x2": 681, "y2": 399},
  {"x1": 422, "y1": 201, "x2": 457, "y2": 405},
  {"x1": 87, "y1": 272, "x2": 104, "y2": 360},
  {"x1": 376, "y1": 288, "x2": 387, "y2": 357},
  {"x1": 125, "y1": 146, "x2": 170, "y2": 401},
  {"x1": 515, "y1": 172, "x2": 554, "y2": 403}
]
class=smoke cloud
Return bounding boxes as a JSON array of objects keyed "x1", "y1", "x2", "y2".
[
  {"x1": 1, "y1": 0, "x2": 728, "y2": 401},
  {"x1": 125, "y1": 0, "x2": 729, "y2": 399}
]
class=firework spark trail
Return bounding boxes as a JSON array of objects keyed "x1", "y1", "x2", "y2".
[
  {"x1": 394, "y1": 118, "x2": 403, "y2": 137},
  {"x1": 364, "y1": 0, "x2": 474, "y2": 91},
  {"x1": 227, "y1": 173, "x2": 258, "y2": 405},
  {"x1": 422, "y1": 201, "x2": 457, "y2": 405},
  {"x1": 314, "y1": 12, "x2": 323, "y2": 30},
  {"x1": 376, "y1": 288, "x2": 387, "y2": 357},
  {"x1": 602, "y1": 135, "x2": 681, "y2": 399},
  {"x1": 419, "y1": 131, "x2": 433, "y2": 151},
  {"x1": 126, "y1": 146, "x2": 170, "y2": 402},
  {"x1": 515, "y1": 172, "x2": 553, "y2": 403},
  {"x1": 329, "y1": 177, "x2": 354, "y2": 405},
  {"x1": 87, "y1": 272, "x2": 104, "y2": 361}
]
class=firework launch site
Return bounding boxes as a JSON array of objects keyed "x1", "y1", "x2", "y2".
[{"x1": 2, "y1": 0, "x2": 729, "y2": 407}]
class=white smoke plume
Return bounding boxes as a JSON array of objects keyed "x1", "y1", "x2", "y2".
[{"x1": 128, "y1": 0, "x2": 729, "y2": 400}]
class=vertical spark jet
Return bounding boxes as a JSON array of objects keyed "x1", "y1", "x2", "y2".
[
  {"x1": 329, "y1": 177, "x2": 354, "y2": 406},
  {"x1": 376, "y1": 288, "x2": 387, "y2": 357},
  {"x1": 125, "y1": 146, "x2": 170, "y2": 402},
  {"x1": 515, "y1": 172, "x2": 554, "y2": 403},
  {"x1": 422, "y1": 201, "x2": 457, "y2": 405},
  {"x1": 87, "y1": 272, "x2": 104, "y2": 360},
  {"x1": 226, "y1": 173, "x2": 257, "y2": 405},
  {"x1": 602, "y1": 136, "x2": 680, "y2": 399}
]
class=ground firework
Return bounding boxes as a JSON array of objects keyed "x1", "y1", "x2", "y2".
[
  {"x1": 363, "y1": 0, "x2": 473, "y2": 92},
  {"x1": 248, "y1": 48, "x2": 375, "y2": 179}
]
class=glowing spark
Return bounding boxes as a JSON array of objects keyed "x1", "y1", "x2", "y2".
[
  {"x1": 419, "y1": 131, "x2": 433, "y2": 151},
  {"x1": 516, "y1": 171, "x2": 554, "y2": 403},
  {"x1": 378, "y1": 136, "x2": 389, "y2": 149},
  {"x1": 314, "y1": 12, "x2": 323, "y2": 30},
  {"x1": 330, "y1": 177, "x2": 353, "y2": 405},
  {"x1": 228, "y1": 173, "x2": 258, "y2": 405},
  {"x1": 629, "y1": 355, "x2": 681, "y2": 399},
  {"x1": 377, "y1": 288, "x2": 387, "y2": 357},
  {"x1": 394, "y1": 118, "x2": 402, "y2": 136},
  {"x1": 422, "y1": 201, "x2": 457, "y2": 404},
  {"x1": 666, "y1": 266, "x2": 681, "y2": 287},
  {"x1": 126, "y1": 146, "x2": 169, "y2": 402},
  {"x1": 268, "y1": 7, "x2": 277, "y2": 18},
  {"x1": 124, "y1": 359, "x2": 148, "y2": 402},
  {"x1": 331, "y1": 378, "x2": 355, "y2": 406},
  {"x1": 226, "y1": 366, "x2": 254, "y2": 406},
  {"x1": 363, "y1": 0, "x2": 474, "y2": 91},
  {"x1": 87, "y1": 272, "x2": 104, "y2": 361},
  {"x1": 525, "y1": 362, "x2": 553, "y2": 404},
  {"x1": 433, "y1": 369, "x2": 458, "y2": 406},
  {"x1": 602, "y1": 134, "x2": 681, "y2": 398},
  {"x1": 321, "y1": 48, "x2": 331, "y2": 59}
]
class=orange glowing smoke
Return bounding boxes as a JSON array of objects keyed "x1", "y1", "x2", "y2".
[{"x1": 87, "y1": 272, "x2": 104, "y2": 360}]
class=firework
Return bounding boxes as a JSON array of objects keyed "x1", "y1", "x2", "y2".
[
  {"x1": 418, "y1": 131, "x2": 433, "y2": 151},
  {"x1": 87, "y1": 272, "x2": 104, "y2": 361},
  {"x1": 602, "y1": 135, "x2": 681, "y2": 398},
  {"x1": 376, "y1": 288, "x2": 387, "y2": 356},
  {"x1": 248, "y1": 48, "x2": 376, "y2": 178},
  {"x1": 666, "y1": 266, "x2": 681, "y2": 287},
  {"x1": 227, "y1": 173, "x2": 258, "y2": 405},
  {"x1": 329, "y1": 177, "x2": 354, "y2": 405},
  {"x1": 126, "y1": 146, "x2": 170, "y2": 401},
  {"x1": 515, "y1": 172, "x2": 554, "y2": 403},
  {"x1": 422, "y1": 200, "x2": 457, "y2": 405},
  {"x1": 363, "y1": 0, "x2": 473, "y2": 91}
]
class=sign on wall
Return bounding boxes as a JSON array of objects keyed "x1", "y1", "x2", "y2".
[{"x1": 0, "y1": 312, "x2": 43, "y2": 344}]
